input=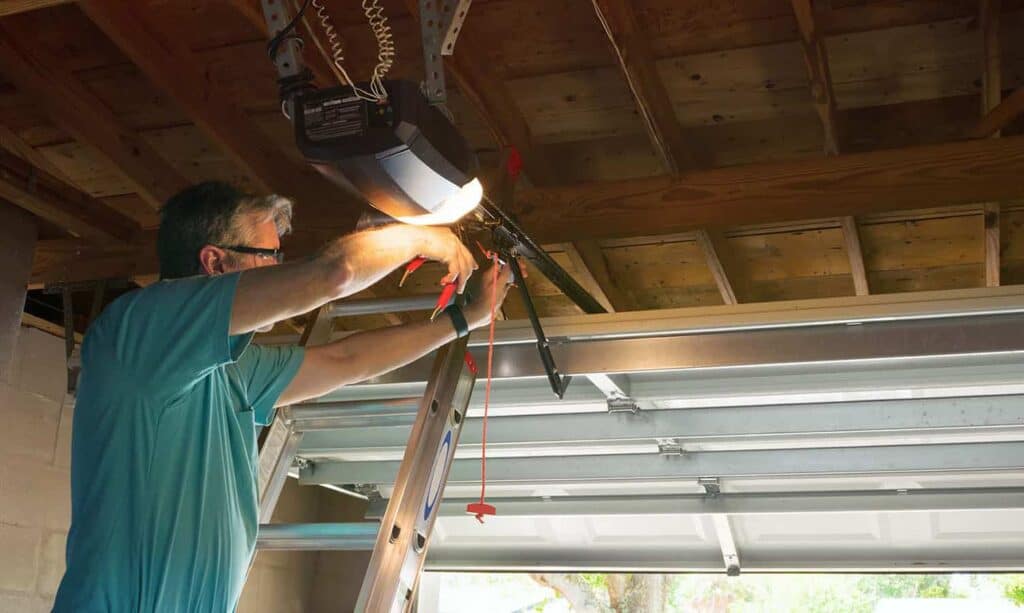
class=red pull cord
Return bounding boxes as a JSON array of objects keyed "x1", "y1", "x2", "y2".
[{"x1": 466, "y1": 250, "x2": 501, "y2": 523}]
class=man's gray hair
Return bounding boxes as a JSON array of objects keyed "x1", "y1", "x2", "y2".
[
  {"x1": 226, "y1": 194, "x2": 294, "y2": 245},
  {"x1": 157, "y1": 182, "x2": 294, "y2": 279}
]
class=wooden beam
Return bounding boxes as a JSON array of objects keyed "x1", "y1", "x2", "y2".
[
  {"x1": 0, "y1": 0, "x2": 71, "y2": 17},
  {"x1": 694, "y1": 229, "x2": 738, "y2": 305},
  {"x1": 0, "y1": 147, "x2": 138, "y2": 244},
  {"x1": 560, "y1": 241, "x2": 629, "y2": 312},
  {"x1": 590, "y1": 0, "x2": 695, "y2": 173},
  {"x1": 790, "y1": 0, "x2": 841, "y2": 155},
  {"x1": 78, "y1": 1, "x2": 355, "y2": 224},
  {"x1": 982, "y1": 0, "x2": 1003, "y2": 136},
  {"x1": 401, "y1": 0, "x2": 556, "y2": 185},
  {"x1": 21, "y1": 312, "x2": 82, "y2": 342},
  {"x1": 0, "y1": 26, "x2": 191, "y2": 209},
  {"x1": 516, "y1": 134, "x2": 1024, "y2": 244},
  {"x1": 838, "y1": 215, "x2": 869, "y2": 295},
  {"x1": 839, "y1": 216, "x2": 869, "y2": 296},
  {"x1": 0, "y1": 125, "x2": 69, "y2": 181},
  {"x1": 970, "y1": 87, "x2": 1024, "y2": 139},
  {"x1": 790, "y1": 0, "x2": 868, "y2": 296},
  {"x1": 225, "y1": 0, "x2": 338, "y2": 89},
  {"x1": 982, "y1": 0, "x2": 1001, "y2": 288}
]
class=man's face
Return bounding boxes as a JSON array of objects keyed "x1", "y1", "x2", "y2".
[
  {"x1": 220, "y1": 218, "x2": 282, "y2": 274},
  {"x1": 200, "y1": 217, "x2": 283, "y2": 333}
]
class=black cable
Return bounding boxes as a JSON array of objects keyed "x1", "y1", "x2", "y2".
[{"x1": 267, "y1": 0, "x2": 312, "y2": 62}]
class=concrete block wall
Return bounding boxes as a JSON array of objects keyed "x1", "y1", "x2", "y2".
[
  {"x1": 0, "y1": 325, "x2": 326, "y2": 612},
  {"x1": 0, "y1": 327, "x2": 72, "y2": 613}
]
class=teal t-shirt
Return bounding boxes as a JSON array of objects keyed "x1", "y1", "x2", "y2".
[{"x1": 53, "y1": 273, "x2": 305, "y2": 613}]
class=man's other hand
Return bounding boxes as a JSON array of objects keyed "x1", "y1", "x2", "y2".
[{"x1": 464, "y1": 260, "x2": 515, "y2": 330}]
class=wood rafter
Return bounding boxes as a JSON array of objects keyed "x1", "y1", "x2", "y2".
[
  {"x1": 982, "y1": 0, "x2": 1002, "y2": 288},
  {"x1": 401, "y1": 0, "x2": 556, "y2": 185},
  {"x1": 516, "y1": 135, "x2": 1024, "y2": 243},
  {"x1": 790, "y1": 0, "x2": 868, "y2": 296},
  {"x1": 0, "y1": 26, "x2": 190, "y2": 209},
  {"x1": 0, "y1": 147, "x2": 138, "y2": 244},
  {"x1": 839, "y1": 216, "x2": 869, "y2": 296},
  {"x1": 790, "y1": 0, "x2": 841, "y2": 155},
  {"x1": 0, "y1": 0, "x2": 71, "y2": 17},
  {"x1": 226, "y1": 0, "x2": 338, "y2": 89},
  {"x1": 34, "y1": 135, "x2": 1024, "y2": 285},
  {"x1": 971, "y1": 87, "x2": 1024, "y2": 139},
  {"x1": 590, "y1": 0, "x2": 696, "y2": 173},
  {"x1": 78, "y1": 0, "x2": 355, "y2": 225},
  {"x1": 0, "y1": 125, "x2": 71, "y2": 182},
  {"x1": 560, "y1": 241, "x2": 630, "y2": 312},
  {"x1": 694, "y1": 229, "x2": 738, "y2": 305}
]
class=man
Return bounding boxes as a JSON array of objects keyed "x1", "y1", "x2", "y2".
[{"x1": 53, "y1": 181, "x2": 512, "y2": 612}]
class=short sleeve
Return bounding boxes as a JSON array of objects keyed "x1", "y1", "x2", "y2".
[
  {"x1": 83, "y1": 273, "x2": 251, "y2": 398},
  {"x1": 234, "y1": 344, "x2": 305, "y2": 425}
]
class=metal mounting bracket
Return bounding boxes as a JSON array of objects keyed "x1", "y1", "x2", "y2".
[
  {"x1": 419, "y1": 0, "x2": 447, "y2": 104},
  {"x1": 440, "y1": 0, "x2": 473, "y2": 56},
  {"x1": 607, "y1": 397, "x2": 640, "y2": 414},
  {"x1": 657, "y1": 438, "x2": 685, "y2": 456},
  {"x1": 419, "y1": 0, "x2": 474, "y2": 104},
  {"x1": 698, "y1": 477, "x2": 722, "y2": 497}
]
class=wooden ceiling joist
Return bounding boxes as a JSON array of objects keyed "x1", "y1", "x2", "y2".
[
  {"x1": 0, "y1": 147, "x2": 138, "y2": 244},
  {"x1": 791, "y1": 0, "x2": 841, "y2": 156},
  {"x1": 694, "y1": 229, "x2": 738, "y2": 305},
  {"x1": 0, "y1": 26, "x2": 190, "y2": 209},
  {"x1": 401, "y1": 0, "x2": 556, "y2": 186},
  {"x1": 839, "y1": 216, "x2": 870, "y2": 297},
  {"x1": 517, "y1": 134, "x2": 1024, "y2": 244},
  {"x1": 226, "y1": 0, "x2": 337, "y2": 90},
  {"x1": 590, "y1": 0, "x2": 696, "y2": 173},
  {"x1": 790, "y1": 0, "x2": 869, "y2": 296},
  {"x1": 971, "y1": 87, "x2": 1024, "y2": 139},
  {"x1": 78, "y1": 0, "x2": 352, "y2": 223},
  {"x1": 560, "y1": 241, "x2": 631, "y2": 312},
  {"x1": 0, "y1": 0, "x2": 72, "y2": 17},
  {"x1": 982, "y1": 0, "x2": 1002, "y2": 289},
  {"x1": 0, "y1": 125, "x2": 71, "y2": 183}
]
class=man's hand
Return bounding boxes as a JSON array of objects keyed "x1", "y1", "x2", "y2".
[
  {"x1": 464, "y1": 260, "x2": 516, "y2": 330},
  {"x1": 279, "y1": 257, "x2": 517, "y2": 405},
  {"x1": 405, "y1": 226, "x2": 478, "y2": 293}
]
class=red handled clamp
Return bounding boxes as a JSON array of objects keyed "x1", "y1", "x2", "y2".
[
  {"x1": 400, "y1": 256, "x2": 459, "y2": 321},
  {"x1": 399, "y1": 256, "x2": 428, "y2": 288},
  {"x1": 430, "y1": 281, "x2": 458, "y2": 321}
]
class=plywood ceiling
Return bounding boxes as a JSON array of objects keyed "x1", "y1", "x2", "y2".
[{"x1": 2, "y1": 0, "x2": 1024, "y2": 331}]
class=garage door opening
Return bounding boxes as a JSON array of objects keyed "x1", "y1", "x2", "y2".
[{"x1": 419, "y1": 572, "x2": 1024, "y2": 612}]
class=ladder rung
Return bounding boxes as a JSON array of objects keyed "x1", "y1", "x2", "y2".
[{"x1": 256, "y1": 522, "x2": 379, "y2": 550}]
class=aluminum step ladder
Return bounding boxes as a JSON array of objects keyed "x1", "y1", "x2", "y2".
[{"x1": 255, "y1": 335, "x2": 477, "y2": 612}]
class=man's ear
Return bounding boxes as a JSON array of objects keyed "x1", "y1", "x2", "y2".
[{"x1": 198, "y1": 245, "x2": 228, "y2": 275}]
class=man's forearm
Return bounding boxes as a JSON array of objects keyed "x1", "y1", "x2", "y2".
[
  {"x1": 276, "y1": 315, "x2": 459, "y2": 405},
  {"x1": 230, "y1": 226, "x2": 445, "y2": 335}
]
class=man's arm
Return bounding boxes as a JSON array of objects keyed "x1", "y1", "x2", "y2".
[
  {"x1": 229, "y1": 225, "x2": 478, "y2": 335},
  {"x1": 277, "y1": 262, "x2": 513, "y2": 405}
]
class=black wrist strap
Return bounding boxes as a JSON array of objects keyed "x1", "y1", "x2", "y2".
[{"x1": 445, "y1": 304, "x2": 470, "y2": 338}]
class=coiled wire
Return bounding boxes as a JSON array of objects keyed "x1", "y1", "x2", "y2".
[{"x1": 309, "y1": 0, "x2": 394, "y2": 102}]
